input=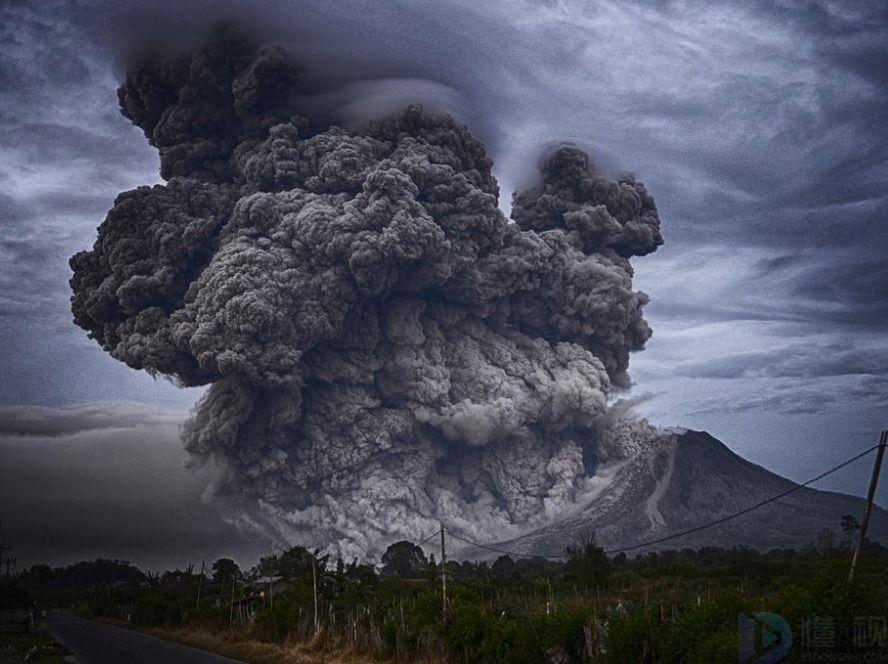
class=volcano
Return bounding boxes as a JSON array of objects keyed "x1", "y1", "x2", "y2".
[{"x1": 456, "y1": 430, "x2": 888, "y2": 559}]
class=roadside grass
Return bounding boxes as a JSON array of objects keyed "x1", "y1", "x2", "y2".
[
  {"x1": 0, "y1": 622, "x2": 72, "y2": 664},
  {"x1": 145, "y1": 625, "x2": 389, "y2": 664}
]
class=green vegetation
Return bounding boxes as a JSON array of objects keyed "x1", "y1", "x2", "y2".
[
  {"x1": 0, "y1": 625, "x2": 71, "y2": 664},
  {"x1": 0, "y1": 581, "x2": 71, "y2": 663},
  {"x1": 3, "y1": 536, "x2": 888, "y2": 663}
]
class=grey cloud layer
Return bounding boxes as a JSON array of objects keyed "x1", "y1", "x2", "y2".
[
  {"x1": 3, "y1": 0, "x2": 886, "y2": 403},
  {"x1": 0, "y1": 401, "x2": 185, "y2": 438}
]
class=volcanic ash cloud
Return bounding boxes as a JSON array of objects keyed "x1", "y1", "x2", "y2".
[{"x1": 70, "y1": 26, "x2": 664, "y2": 560}]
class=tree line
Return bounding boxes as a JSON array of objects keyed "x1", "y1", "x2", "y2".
[{"x1": 4, "y1": 531, "x2": 888, "y2": 663}]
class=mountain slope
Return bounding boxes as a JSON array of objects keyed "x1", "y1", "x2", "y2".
[{"x1": 456, "y1": 430, "x2": 888, "y2": 559}]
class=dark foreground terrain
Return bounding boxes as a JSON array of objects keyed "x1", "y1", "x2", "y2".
[{"x1": 5, "y1": 541, "x2": 888, "y2": 663}]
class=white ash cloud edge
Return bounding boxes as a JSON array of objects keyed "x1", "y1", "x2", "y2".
[{"x1": 69, "y1": 25, "x2": 666, "y2": 561}]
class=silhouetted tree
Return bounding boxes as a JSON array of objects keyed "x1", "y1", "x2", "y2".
[
  {"x1": 841, "y1": 514, "x2": 860, "y2": 549},
  {"x1": 381, "y1": 541, "x2": 428, "y2": 578},
  {"x1": 566, "y1": 541, "x2": 610, "y2": 586},
  {"x1": 492, "y1": 555, "x2": 515, "y2": 576},
  {"x1": 211, "y1": 558, "x2": 240, "y2": 584},
  {"x1": 277, "y1": 546, "x2": 323, "y2": 581}
]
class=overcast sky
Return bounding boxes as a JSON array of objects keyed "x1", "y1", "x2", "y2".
[{"x1": 1, "y1": 0, "x2": 886, "y2": 570}]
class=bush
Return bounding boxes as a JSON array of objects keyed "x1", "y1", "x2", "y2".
[
  {"x1": 608, "y1": 611, "x2": 651, "y2": 663},
  {"x1": 131, "y1": 591, "x2": 183, "y2": 626},
  {"x1": 183, "y1": 606, "x2": 228, "y2": 629},
  {"x1": 254, "y1": 595, "x2": 303, "y2": 641}
]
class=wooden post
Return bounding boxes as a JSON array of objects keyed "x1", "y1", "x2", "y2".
[
  {"x1": 312, "y1": 555, "x2": 320, "y2": 634},
  {"x1": 849, "y1": 430, "x2": 888, "y2": 584},
  {"x1": 229, "y1": 575, "x2": 236, "y2": 625},
  {"x1": 0, "y1": 521, "x2": 15, "y2": 579},
  {"x1": 196, "y1": 561, "x2": 204, "y2": 609},
  {"x1": 440, "y1": 525, "x2": 448, "y2": 620}
]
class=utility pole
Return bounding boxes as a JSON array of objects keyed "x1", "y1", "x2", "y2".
[
  {"x1": 849, "y1": 430, "x2": 888, "y2": 584},
  {"x1": 0, "y1": 554, "x2": 14, "y2": 578},
  {"x1": 196, "y1": 561, "x2": 205, "y2": 609},
  {"x1": 0, "y1": 520, "x2": 15, "y2": 579},
  {"x1": 312, "y1": 554, "x2": 319, "y2": 634},
  {"x1": 229, "y1": 574, "x2": 236, "y2": 625},
  {"x1": 440, "y1": 524, "x2": 448, "y2": 620}
]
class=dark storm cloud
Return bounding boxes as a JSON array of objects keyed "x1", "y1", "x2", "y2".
[
  {"x1": 18, "y1": 190, "x2": 119, "y2": 220},
  {"x1": 747, "y1": 250, "x2": 888, "y2": 331},
  {"x1": 0, "y1": 1, "x2": 166, "y2": 409},
  {"x1": 687, "y1": 371, "x2": 888, "y2": 417},
  {"x1": 670, "y1": 345, "x2": 887, "y2": 381},
  {"x1": 0, "y1": 202, "x2": 94, "y2": 320},
  {"x1": 697, "y1": 385, "x2": 841, "y2": 416},
  {"x1": 794, "y1": 258, "x2": 888, "y2": 324},
  {"x1": 0, "y1": 123, "x2": 150, "y2": 173},
  {"x1": 68, "y1": 26, "x2": 665, "y2": 559},
  {"x1": 0, "y1": 237, "x2": 57, "y2": 275},
  {"x1": 848, "y1": 374, "x2": 888, "y2": 405},
  {"x1": 0, "y1": 4, "x2": 95, "y2": 105},
  {"x1": 660, "y1": 0, "x2": 888, "y2": 334},
  {"x1": 0, "y1": 238, "x2": 68, "y2": 318},
  {"x1": 0, "y1": 324, "x2": 203, "y2": 408},
  {"x1": 48, "y1": 0, "x2": 523, "y2": 153},
  {"x1": 603, "y1": 0, "x2": 888, "y2": 297},
  {"x1": 4, "y1": 0, "x2": 885, "y2": 337},
  {"x1": 0, "y1": 192, "x2": 29, "y2": 227},
  {"x1": 834, "y1": 46, "x2": 888, "y2": 87}
]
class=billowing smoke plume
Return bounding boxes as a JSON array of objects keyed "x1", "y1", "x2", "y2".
[{"x1": 70, "y1": 25, "x2": 664, "y2": 560}]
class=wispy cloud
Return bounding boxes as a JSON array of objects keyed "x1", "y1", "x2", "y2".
[{"x1": 0, "y1": 401, "x2": 187, "y2": 438}]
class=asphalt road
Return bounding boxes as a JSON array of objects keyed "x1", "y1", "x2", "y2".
[{"x1": 46, "y1": 611, "x2": 245, "y2": 664}]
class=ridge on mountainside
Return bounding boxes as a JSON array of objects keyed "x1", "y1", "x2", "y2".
[{"x1": 455, "y1": 430, "x2": 886, "y2": 560}]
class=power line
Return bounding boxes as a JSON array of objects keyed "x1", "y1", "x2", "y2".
[
  {"x1": 446, "y1": 530, "x2": 525, "y2": 558},
  {"x1": 603, "y1": 441, "x2": 881, "y2": 555},
  {"x1": 416, "y1": 530, "x2": 440, "y2": 547},
  {"x1": 447, "y1": 529, "x2": 566, "y2": 560},
  {"x1": 442, "y1": 442, "x2": 882, "y2": 560}
]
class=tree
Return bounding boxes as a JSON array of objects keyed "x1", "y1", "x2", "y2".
[
  {"x1": 254, "y1": 554, "x2": 280, "y2": 579},
  {"x1": 815, "y1": 527, "x2": 836, "y2": 554},
  {"x1": 28, "y1": 564, "x2": 53, "y2": 588},
  {"x1": 277, "y1": 546, "x2": 320, "y2": 581},
  {"x1": 840, "y1": 514, "x2": 860, "y2": 549},
  {"x1": 492, "y1": 555, "x2": 515, "y2": 576},
  {"x1": 566, "y1": 541, "x2": 611, "y2": 586},
  {"x1": 211, "y1": 558, "x2": 240, "y2": 584},
  {"x1": 381, "y1": 541, "x2": 428, "y2": 578}
]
